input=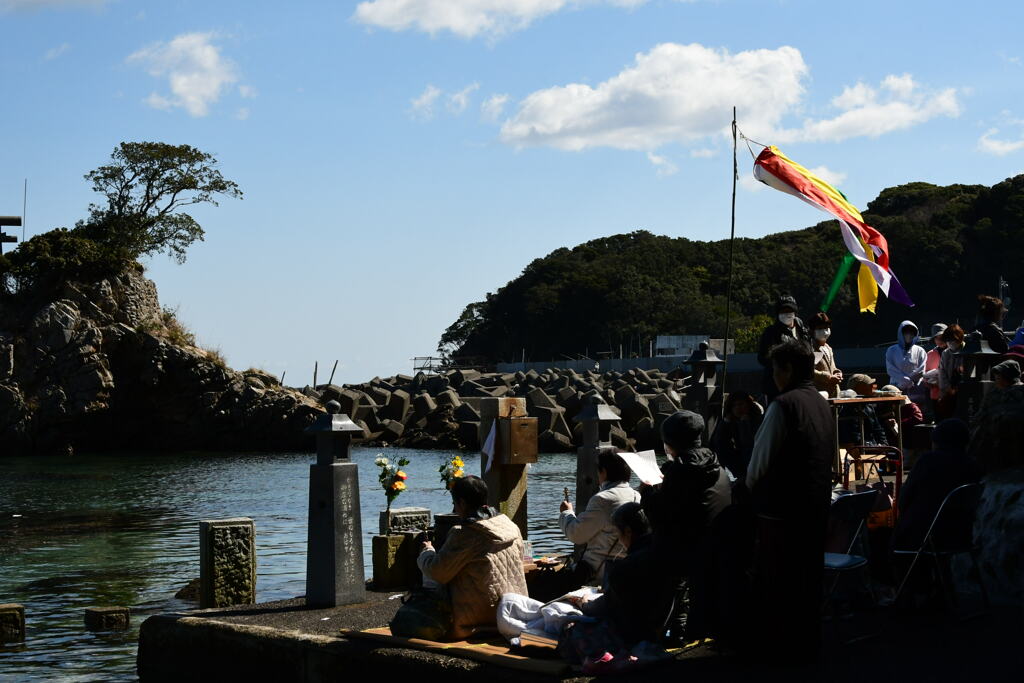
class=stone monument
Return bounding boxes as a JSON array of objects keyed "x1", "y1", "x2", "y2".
[
  {"x1": 199, "y1": 518, "x2": 256, "y2": 608},
  {"x1": 573, "y1": 395, "x2": 621, "y2": 510},
  {"x1": 683, "y1": 342, "x2": 725, "y2": 442},
  {"x1": 305, "y1": 400, "x2": 365, "y2": 607}
]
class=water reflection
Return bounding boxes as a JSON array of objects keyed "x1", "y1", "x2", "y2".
[{"x1": 0, "y1": 448, "x2": 578, "y2": 681}]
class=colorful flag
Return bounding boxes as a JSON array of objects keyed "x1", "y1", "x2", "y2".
[{"x1": 753, "y1": 145, "x2": 913, "y2": 313}]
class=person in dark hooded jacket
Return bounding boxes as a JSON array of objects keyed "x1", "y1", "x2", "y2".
[
  {"x1": 641, "y1": 410, "x2": 731, "y2": 641},
  {"x1": 757, "y1": 294, "x2": 810, "y2": 404}
]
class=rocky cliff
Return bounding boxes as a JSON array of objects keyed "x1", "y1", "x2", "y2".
[{"x1": 0, "y1": 266, "x2": 321, "y2": 455}]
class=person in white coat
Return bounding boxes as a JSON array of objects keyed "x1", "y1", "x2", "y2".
[
  {"x1": 885, "y1": 320, "x2": 928, "y2": 404},
  {"x1": 559, "y1": 447, "x2": 640, "y2": 585}
]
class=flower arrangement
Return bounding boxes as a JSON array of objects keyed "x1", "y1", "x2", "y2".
[
  {"x1": 438, "y1": 454, "x2": 465, "y2": 489},
  {"x1": 375, "y1": 453, "x2": 411, "y2": 512}
]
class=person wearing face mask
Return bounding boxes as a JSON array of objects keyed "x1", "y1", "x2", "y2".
[
  {"x1": 757, "y1": 294, "x2": 809, "y2": 404},
  {"x1": 885, "y1": 320, "x2": 928, "y2": 404},
  {"x1": 808, "y1": 311, "x2": 842, "y2": 397},
  {"x1": 936, "y1": 324, "x2": 965, "y2": 420}
]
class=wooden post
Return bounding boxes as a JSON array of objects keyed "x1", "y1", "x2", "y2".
[{"x1": 479, "y1": 398, "x2": 529, "y2": 539}]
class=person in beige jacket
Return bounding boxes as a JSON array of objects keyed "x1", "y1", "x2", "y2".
[
  {"x1": 559, "y1": 447, "x2": 639, "y2": 584},
  {"x1": 418, "y1": 476, "x2": 528, "y2": 639}
]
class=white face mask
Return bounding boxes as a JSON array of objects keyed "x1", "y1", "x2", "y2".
[
  {"x1": 814, "y1": 328, "x2": 831, "y2": 342},
  {"x1": 779, "y1": 312, "x2": 796, "y2": 327}
]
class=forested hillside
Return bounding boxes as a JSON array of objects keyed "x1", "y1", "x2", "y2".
[{"x1": 440, "y1": 176, "x2": 1024, "y2": 362}]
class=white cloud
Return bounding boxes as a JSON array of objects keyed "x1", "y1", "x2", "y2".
[
  {"x1": 501, "y1": 43, "x2": 808, "y2": 151},
  {"x1": 481, "y1": 93, "x2": 509, "y2": 121},
  {"x1": 1, "y1": 0, "x2": 104, "y2": 10},
  {"x1": 978, "y1": 128, "x2": 1024, "y2": 156},
  {"x1": 499, "y1": 43, "x2": 959, "y2": 166},
  {"x1": 238, "y1": 84, "x2": 257, "y2": 98},
  {"x1": 807, "y1": 165, "x2": 847, "y2": 189},
  {"x1": 447, "y1": 82, "x2": 479, "y2": 114},
  {"x1": 353, "y1": 0, "x2": 647, "y2": 39},
  {"x1": 410, "y1": 84, "x2": 441, "y2": 119},
  {"x1": 785, "y1": 74, "x2": 959, "y2": 143},
  {"x1": 235, "y1": 107, "x2": 250, "y2": 121},
  {"x1": 128, "y1": 32, "x2": 239, "y2": 117},
  {"x1": 689, "y1": 148, "x2": 716, "y2": 159},
  {"x1": 43, "y1": 42, "x2": 71, "y2": 60},
  {"x1": 646, "y1": 151, "x2": 677, "y2": 176}
]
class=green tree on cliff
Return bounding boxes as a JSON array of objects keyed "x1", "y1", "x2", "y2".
[
  {"x1": 79, "y1": 141, "x2": 243, "y2": 263},
  {"x1": 1, "y1": 142, "x2": 241, "y2": 292}
]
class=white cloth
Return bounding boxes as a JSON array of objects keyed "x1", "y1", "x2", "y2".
[
  {"x1": 746, "y1": 400, "x2": 786, "y2": 489},
  {"x1": 495, "y1": 593, "x2": 584, "y2": 641}
]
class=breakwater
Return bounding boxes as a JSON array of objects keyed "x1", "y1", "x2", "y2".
[{"x1": 299, "y1": 366, "x2": 691, "y2": 453}]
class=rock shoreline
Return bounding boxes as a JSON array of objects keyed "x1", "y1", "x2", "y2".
[
  {"x1": 0, "y1": 268, "x2": 321, "y2": 455},
  {"x1": 299, "y1": 365, "x2": 692, "y2": 453}
]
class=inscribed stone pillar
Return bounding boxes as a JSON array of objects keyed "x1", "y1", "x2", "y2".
[
  {"x1": 479, "y1": 397, "x2": 529, "y2": 539},
  {"x1": 199, "y1": 518, "x2": 256, "y2": 609},
  {"x1": 306, "y1": 460, "x2": 364, "y2": 606}
]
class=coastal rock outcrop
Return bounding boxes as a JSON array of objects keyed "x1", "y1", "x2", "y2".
[{"x1": 0, "y1": 266, "x2": 321, "y2": 455}]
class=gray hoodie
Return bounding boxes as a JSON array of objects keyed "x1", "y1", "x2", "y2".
[{"x1": 885, "y1": 320, "x2": 927, "y2": 391}]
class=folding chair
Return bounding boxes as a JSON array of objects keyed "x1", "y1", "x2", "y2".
[
  {"x1": 893, "y1": 482, "x2": 989, "y2": 610},
  {"x1": 842, "y1": 445, "x2": 903, "y2": 517},
  {"x1": 823, "y1": 489, "x2": 880, "y2": 609}
]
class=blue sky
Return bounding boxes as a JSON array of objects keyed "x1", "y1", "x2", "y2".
[{"x1": 2, "y1": 0, "x2": 1023, "y2": 384}]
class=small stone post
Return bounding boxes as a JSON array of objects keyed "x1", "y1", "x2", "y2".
[
  {"x1": 199, "y1": 518, "x2": 256, "y2": 608},
  {"x1": 305, "y1": 400, "x2": 366, "y2": 607},
  {"x1": 0, "y1": 603, "x2": 25, "y2": 643},
  {"x1": 84, "y1": 606, "x2": 130, "y2": 630},
  {"x1": 682, "y1": 342, "x2": 725, "y2": 442},
  {"x1": 479, "y1": 397, "x2": 530, "y2": 539}
]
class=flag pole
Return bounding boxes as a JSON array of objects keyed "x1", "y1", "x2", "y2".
[{"x1": 720, "y1": 107, "x2": 738, "y2": 416}]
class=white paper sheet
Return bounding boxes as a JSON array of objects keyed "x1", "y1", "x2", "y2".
[{"x1": 616, "y1": 449, "x2": 663, "y2": 485}]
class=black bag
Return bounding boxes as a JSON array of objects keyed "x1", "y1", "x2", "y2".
[{"x1": 389, "y1": 588, "x2": 453, "y2": 641}]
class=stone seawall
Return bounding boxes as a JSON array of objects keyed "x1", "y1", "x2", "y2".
[{"x1": 297, "y1": 366, "x2": 695, "y2": 453}]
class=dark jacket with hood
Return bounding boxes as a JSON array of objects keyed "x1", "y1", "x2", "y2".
[
  {"x1": 643, "y1": 412, "x2": 732, "y2": 573},
  {"x1": 758, "y1": 296, "x2": 810, "y2": 401}
]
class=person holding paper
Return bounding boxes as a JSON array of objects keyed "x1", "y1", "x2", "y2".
[{"x1": 559, "y1": 447, "x2": 640, "y2": 585}]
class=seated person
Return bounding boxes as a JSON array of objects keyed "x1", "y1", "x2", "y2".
[
  {"x1": 709, "y1": 391, "x2": 763, "y2": 479},
  {"x1": 415, "y1": 476, "x2": 528, "y2": 640},
  {"x1": 838, "y1": 373, "x2": 892, "y2": 447},
  {"x1": 893, "y1": 419, "x2": 982, "y2": 552},
  {"x1": 559, "y1": 447, "x2": 640, "y2": 585},
  {"x1": 878, "y1": 384, "x2": 924, "y2": 444},
  {"x1": 579, "y1": 502, "x2": 676, "y2": 647}
]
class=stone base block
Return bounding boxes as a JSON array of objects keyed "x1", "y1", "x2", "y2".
[
  {"x1": 84, "y1": 606, "x2": 130, "y2": 631},
  {"x1": 371, "y1": 533, "x2": 420, "y2": 590},
  {"x1": 379, "y1": 507, "x2": 432, "y2": 535},
  {"x1": 0, "y1": 603, "x2": 25, "y2": 643}
]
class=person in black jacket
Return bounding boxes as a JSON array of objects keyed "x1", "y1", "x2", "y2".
[
  {"x1": 744, "y1": 338, "x2": 835, "y2": 661},
  {"x1": 642, "y1": 410, "x2": 732, "y2": 642},
  {"x1": 757, "y1": 294, "x2": 810, "y2": 404}
]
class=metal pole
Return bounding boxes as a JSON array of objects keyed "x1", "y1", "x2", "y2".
[
  {"x1": 721, "y1": 107, "x2": 738, "y2": 414},
  {"x1": 327, "y1": 360, "x2": 338, "y2": 386},
  {"x1": 22, "y1": 179, "x2": 27, "y2": 243},
  {"x1": 313, "y1": 361, "x2": 318, "y2": 389}
]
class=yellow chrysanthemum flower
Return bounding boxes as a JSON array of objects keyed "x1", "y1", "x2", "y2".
[{"x1": 391, "y1": 481, "x2": 406, "y2": 491}]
